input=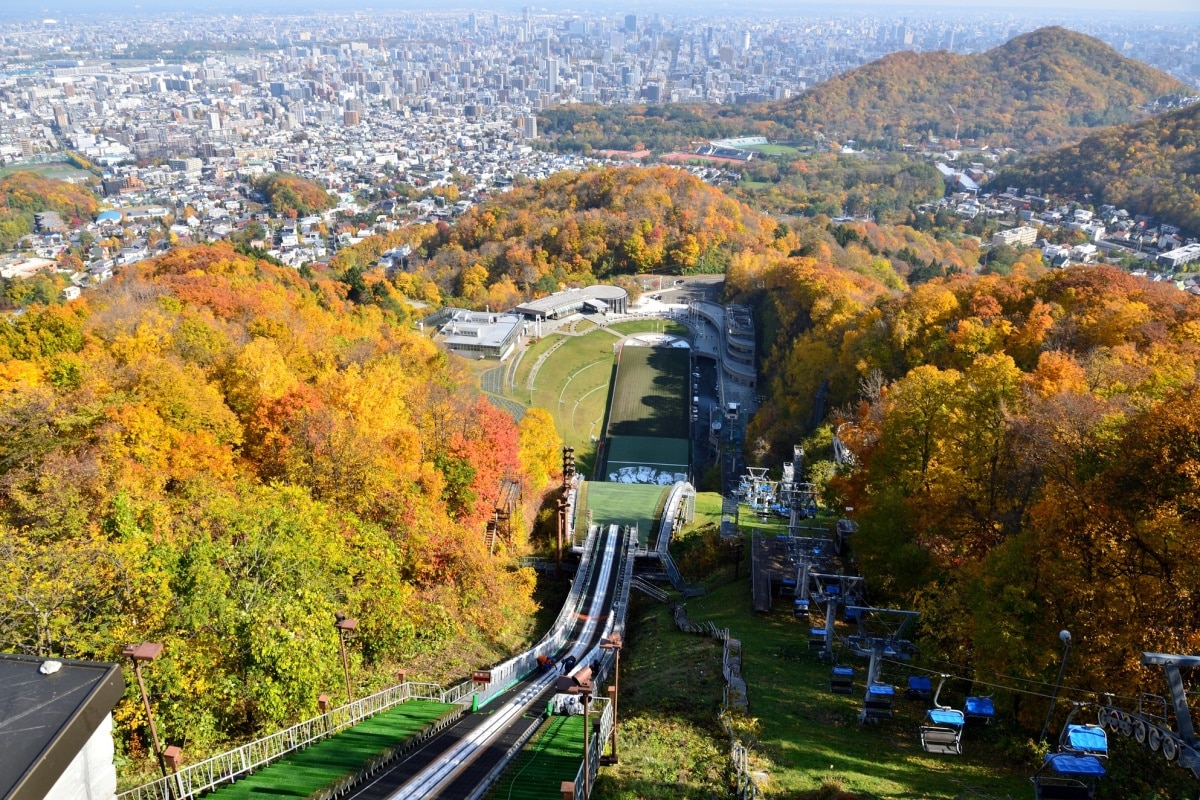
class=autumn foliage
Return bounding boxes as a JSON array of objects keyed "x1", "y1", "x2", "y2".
[
  {"x1": 256, "y1": 172, "x2": 337, "y2": 217},
  {"x1": 764, "y1": 27, "x2": 1188, "y2": 149},
  {"x1": 995, "y1": 101, "x2": 1200, "y2": 235},
  {"x1": 0, "y1": 170, "x2": 100, "y2": 248},
  {"x1": 0, "y1": 242, "x2": 558, "y2": 764},
  {"x1": 417, "y1": 166, "x2": 778, "y2": 304},
  {"x1": 746, "y1": 254, "x2": 1200, "y2": 719}
]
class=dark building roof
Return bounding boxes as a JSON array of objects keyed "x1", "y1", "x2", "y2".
[{"x1": 0, "y1": 653, "x2": 125, "y2": 800}]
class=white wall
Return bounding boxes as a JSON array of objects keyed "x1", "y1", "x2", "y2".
[{"x1": 46, "y1": 713, "x2": 117, "y2": 800}]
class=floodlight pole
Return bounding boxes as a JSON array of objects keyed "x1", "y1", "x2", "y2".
[
  {"x1": 123, "y1": 642, "x2": 168, "y2": 780},
  {"x1": 1040, "y1": 629, "x2": 1072, "y2": 744},
  {"x1": 335, "y1": 614, "x2": 359, "y2": 704}
]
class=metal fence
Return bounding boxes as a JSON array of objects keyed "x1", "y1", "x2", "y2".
[
  {"x1": 571, "y1": 698, "x2": 614, "y2": 800},
  {"x1": 117, "y1": 681, "x2": 444, "y2": 800}
]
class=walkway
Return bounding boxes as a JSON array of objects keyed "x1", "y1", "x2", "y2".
[{"x1": 205, "y1": 701, "x2": 455, "y2": 800}]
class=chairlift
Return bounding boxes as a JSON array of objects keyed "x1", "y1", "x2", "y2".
[
  {"x1": 1059, "y1": 704, "x2": 1107, "y2": 759},
  {"x1": 919, "y1": 675, "x2": 965, "y2": 755},
  {"x1": 964, "y1": 694, "x2": 995, "y2": 725},
  {"x1": 793, "y1": 598, "x2": 810, "y2": 619},
  {"x1": 1031, "y1": 753, "x2": 1105, "y2": 800},
  {"x1": 830, "y1": 665, "x2": 854, "y2": 694},
  {"x1": 808, "y1": 626, "x2": 828, "y2": 652},
  {"x1": 905, "y1": 675, "x2": 933, "y2": 701},
  {"x1": 861, "y1": 682, "x2": 896, "y2": 723}
]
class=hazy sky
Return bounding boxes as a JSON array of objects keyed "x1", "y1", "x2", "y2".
[{"x1": 10, "y1": 0, "x2": 1200, "y2": 16}]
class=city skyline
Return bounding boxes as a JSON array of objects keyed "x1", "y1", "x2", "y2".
[{"x1": 8, "y1": 0, "x2": 1200, "y2": 19}]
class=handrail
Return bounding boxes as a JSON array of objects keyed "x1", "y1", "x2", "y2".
[{"x1": 117, "y1": 681, "x2": 444, "y2": 800}]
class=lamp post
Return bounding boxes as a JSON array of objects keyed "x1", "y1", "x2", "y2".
[
  {"x1": 1039, "y1": 629, "x2": 1073, "y2": 744},
  {"x1": 335, "y1": 613, "x2": 358, "y2": 704},
  {"x1": 122, "y1": 642, "x2": 168, "y2": 779},
  {"x1": 600, "y1": 634, "x2": 622, "y2": 763}
]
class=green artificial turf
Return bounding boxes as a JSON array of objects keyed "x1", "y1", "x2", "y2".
[
  {"x1": 579, "y1": 482, "x2": 669, "y2": 547},
  {"x1": 206, "y1": 700, "x2": 454, "y2": 799},
  {"x1": 487, "y1": 714, "x2": 586, "y2": 800}
]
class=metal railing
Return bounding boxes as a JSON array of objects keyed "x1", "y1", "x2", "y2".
[
  {"x1": 571, "y1": 697, "x2": 614, "y2": 800},
  {"x1": 117, "y1": 681, "x2": 444, "y2": 800}
]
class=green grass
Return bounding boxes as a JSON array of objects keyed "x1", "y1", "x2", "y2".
[
  {"x1": 488, "y1": 714, "x2": 586, "y2": 800},
  {"x1": 527, "y1": 334, "x2": 619, "y2": 474},
  {"x1": 579, "y1": 482, "x2": 669, "y2": 545},
  {"x1": 746, "y1": 144, "x2": 803, "y2": 156},
  {"x1": 205, "y1": 700, "x2": 455, "y2": 799},
  {"x1": 593, "y1": 595, "x2": 728, "y2": 800},
  {"x1": 607, "y1": 347, "x2": 689, "y2": 439},
  {"x1": 608, "y1": 320, "x2": 689, "y2": 336},
  {"x1": 690, "y1": 492, "x2": 724, "y2": 530},
  {"x1": 604, "y1": 436, "x2": 690, "y2": 478},
  {"x1": 677, "y1": 560, "x2": 1032, "y2": 798},
  {"x1": 0, "y1": 161, "x2": 91, "y2": 180}
]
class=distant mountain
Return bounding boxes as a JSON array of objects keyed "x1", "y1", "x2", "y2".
[
  {"x1": 994, "y1": 101, "x2": 1200, "y2": 235},
  {"x1": 760, "y1": 27, "x2": 1190, "y2": 150}
]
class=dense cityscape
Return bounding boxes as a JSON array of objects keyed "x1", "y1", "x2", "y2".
[
  {"x1": 5, "y1": 4, "x2": 1200, "y2": 800},
  {"x1": 1, "y1": 10, "x2": 1198, "y2": 281}
]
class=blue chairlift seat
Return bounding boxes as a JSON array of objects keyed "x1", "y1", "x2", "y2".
[
  {"x1": 1062, "y1": 724, "x2": 1108, "y2": 758},
  {"x1": 964, "y1": 695, "x2": 995, "y2": 724},
  {"x1": 1032, "y1": 753, "x2": 1105, "y2": 800},
  {"x1": 862, "y1": 683, "x2": 896, "y2": 722},
  {"x1": 808, "y1": 627, "x2": 828, "y2": 651},
  {"x1": 920, "y1": 707, "x2": 965, "y2": 755},
  {"x1": 793, "y1": 598, "x2": 810, "y2": 618},
  {"x1": 830, "y1": 665, "x2": 854, "y2": 694},
  {"x1": 906, "y1": 675, "x2": 933, "y2": 701}
]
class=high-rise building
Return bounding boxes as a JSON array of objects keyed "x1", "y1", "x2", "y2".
[
  {"x1": 522, "y1": 115, "x2": 537, "y2": 139},
  {"x1": 546, "y1": 58, "x2": 559, "y2": 94},
  {"x1": 624, "y1": 14, "x2": 637, "y2": 33},
  {"x1": 343, "y1": 109, "x2": 361, "y2": 126}
]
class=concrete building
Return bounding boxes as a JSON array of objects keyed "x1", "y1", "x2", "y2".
[
  {"x1": 991, "y1": 225, "x2": 1038, "y2": 247},
  {"x1": 0, "y1": 654, "x2": 125, "y2": 800},
  {"x1": 432, "y1": 309, "x2": 526, "y2": 360},
  {"x1": 513, "y1": 285, "x2": 628, "y2": 319}
]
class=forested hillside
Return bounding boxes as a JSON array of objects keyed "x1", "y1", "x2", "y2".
[
  {"x1": 540, "y1": 28, "x2": 1188, "y2": 154},
  {"x1": 0, "y1": 171, "x2": 100, "y2": 249},
  {"x1": 415, "y1": 166, "x2": 778, "y2": 303},
  {"x1": 995, "y1": 101, "x2": 1200, "y2": 235},
  {"x1": 739, "y1": 248, "x2": 1200, "y2": 709},
  {"x1": 256, "y1": 172, "x2": 337, "y2": 217},
  {"x1": 765, "y1": 27, "x2": 1188, "y2": 149},
  {"x1": 0, "y1": 242, "x2": 560, "y2": 767}
]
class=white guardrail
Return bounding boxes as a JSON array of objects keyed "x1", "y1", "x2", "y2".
[{"x1": 116, "y1": 681, "x2": 444, "y2": 800}]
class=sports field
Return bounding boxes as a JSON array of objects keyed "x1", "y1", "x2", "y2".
[{"x1": 606, "y1": 346, "x2": 688, "y2": 440}]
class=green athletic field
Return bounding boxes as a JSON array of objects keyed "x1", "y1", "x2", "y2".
[
  {"x1": 205, "y1": 700, "x2": 454, "y2": 799},
  {"x1": 606, "y1": 346, "x2": 689, "y2": 440}
]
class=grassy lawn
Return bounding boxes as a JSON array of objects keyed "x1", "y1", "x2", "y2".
[
  {"x1": 594, "y1": 595, "x2": 728, "y2": 800},
  {"x1": 0, "y1": 161, "x2": 91, "y2": 180},
  {"x1": 528, "y1": 333, "x2": 619, "y2": 473},
  {"x1": 609, "y1": 320, "x2": 689, "y2": 336},
  {"x1": 747, "y1": 144, "x2": 803, "y2": 156},
  {"x1": 512, "y1": 333, "x2": 568, "y2": 398},
  {"x1": 676, "y1": 550, "x2": 1032, "y2": 799}
]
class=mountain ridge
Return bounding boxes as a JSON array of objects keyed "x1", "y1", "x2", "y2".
[{"x1": 758, "y1": 26, "x2": 1190, "y2": 149}]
